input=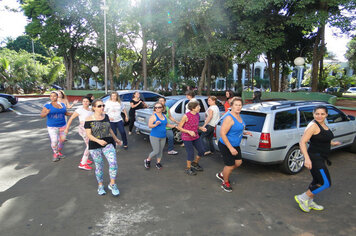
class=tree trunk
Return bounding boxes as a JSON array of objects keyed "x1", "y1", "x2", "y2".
[
  {"x1": 198, "y1": 58, "x2": 208, "y2": 95},
  {"x1": 246, "y1": 63, "x2": 250, "y2": 90},
  {"x1": 311, "y1": 28, "x2": 322, "y2": 92},
  {"x1": 171, "y1": 42, "x2": 177, "y2": 95},
  {"x1": 108, "y1": 57, "x2": 114, "y2": 91},
  {"x1": 251, "y1": 63, "x2": 255, "y2": 90},
  {"x1": 206, "y1": 57, "x2": 211, "y2": 96},
  {"x1": 142, "y1": 29, "x2": 148, "y2": 90},
  {"x1": 318, "y1": 24, "x2": 326, "y2": 92},
  {"x1": 274, "y1": 56, "x2": 280, "y2": 92},
  {"x1": 236, "y1": 64, "x2": 243, "y2": 95},
  {"x1": 266, "y1": 52, "x2": 275, "y2": 91},
  {"x1": 63, "y1": 47, "x2": 76, "y2": 90}
]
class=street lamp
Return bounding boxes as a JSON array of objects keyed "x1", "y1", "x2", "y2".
[
  {"x1": 294, "y1": 57, "x2": 305, "y2": 89},
  {"x1": 101, "y1": 0, "x2": 109, "y2": 94}
]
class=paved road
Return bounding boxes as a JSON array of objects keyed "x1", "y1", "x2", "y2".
[{"x1": 0, "y1": 98, "x2": 355, "y2": 236}]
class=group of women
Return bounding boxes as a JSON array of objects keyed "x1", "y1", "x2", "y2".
[{"x1": 41, "y1": 89, "x2": 339, "y2": 213}]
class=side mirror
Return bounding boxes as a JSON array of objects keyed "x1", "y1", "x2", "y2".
[{"x1": 347, "y1": 115, "x2": 355, "y2": 121}]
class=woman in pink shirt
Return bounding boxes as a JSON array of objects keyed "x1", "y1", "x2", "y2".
[{"x1": 178, "y1": 101, "x2": 207, "y2": 176}]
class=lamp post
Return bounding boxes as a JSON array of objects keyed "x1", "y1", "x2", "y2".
[
  {"x1": 92, "y1": 66, "x2": 99, "y2": 89},
  {"x1": 101, "y1": 0, "x2": 108, "y2": 94},
  {"x1": 294, "y1": 57, "x2": 305, "y2": 89}
]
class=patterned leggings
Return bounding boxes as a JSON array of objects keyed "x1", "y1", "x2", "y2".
[
  {"x1": 89, "y1": 144, "x2": 117, "y2": 184},
  {"x1": 47, "y1": 125, "x2": 66, "y2": 154},
  {"x1": 78, "y1": 125, "x2": 90, "y2": 164}
]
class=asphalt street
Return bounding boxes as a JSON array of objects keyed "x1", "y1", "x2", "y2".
[{"x1": 0, "y1": 98, "x2": 355, "y2": 236}]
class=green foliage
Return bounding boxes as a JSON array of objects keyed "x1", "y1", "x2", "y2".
[{"x1": 345, "y1": 37, "x2": 356, "y2": 72}]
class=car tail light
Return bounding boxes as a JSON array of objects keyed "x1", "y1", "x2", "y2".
[
  {"x1": 213, "y1": 127, "x2": 217, "y2": 138},
  {"x1": 259, "y1": 133, "x2": 271, "y2": 149}
]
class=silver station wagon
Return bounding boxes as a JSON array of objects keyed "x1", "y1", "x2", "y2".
[
  {"x1": 213, "y1": 101, "x2": 356, "y2": 174},
  {"x1": 134, "y1": 95, "x2": 225, "y2": 143}
]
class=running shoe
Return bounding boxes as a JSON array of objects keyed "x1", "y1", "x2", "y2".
[
  {"x1": 204, "y1": 151, "x2": 212, "y2": 156},
  {"x1": 216, "y1": 173, "x2": 224, "y2": 183},
  {"x1": 309, "y1": 200, "x2": 324, "y2": 211},
  {"x1": 221, "y1": 182, "x2": 232, "y2": 192},
  {"x1": 108, "y1": 184, "x2": 120, "y2": 196},
  {"x1": 156, "y1": 163, "x2": 163, "y2": 170},
  {"x1": 78, "y1": 163, "x2": 93, "y2": 170},
  {"x1": 87, "y1": 160, "x2": 93, "y2": 165},
  {"x1": 167, "y1": 150, "x2": 178, "y2": 155},
  {"x1": 123, "y1": 145, "x2": 128, "y2": 150},
  {"x1": 52, "y1": 153, "x2": 60, "y2": 162},
  {"x1": 97, "y1": 185, "x2": 106, "y2": 195},
  {"x1": 294, "y1": 195, "x2": 310, "y2": 213},
  {"x1": 144, "y1": 159, "x2": 151, "y2": 169},
  {"x1": 57, "y1": 151, "x2": 65, "y2": 159},
  {"x1": 191, "y1": 162, "x2": 204, "y2": 171},
  {"x1": 185, "y1": 167, "x2": 197, "y2": 176}
]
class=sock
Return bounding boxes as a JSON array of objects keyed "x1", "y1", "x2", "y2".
[{"x1": 299, "y1": 192, "x2": 310, "y2": 201}]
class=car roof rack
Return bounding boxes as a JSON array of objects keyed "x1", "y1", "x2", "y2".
[{"x1": 270, "y1": 101, "x2": 329, "y2": 110}]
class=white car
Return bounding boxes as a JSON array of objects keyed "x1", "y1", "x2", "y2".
[
  {"x1": 347, "y1": 87, "x2": 356, "y2": 93},
  {"x1": 0, "y1": 97, "x2": 11, "y2": 112}
]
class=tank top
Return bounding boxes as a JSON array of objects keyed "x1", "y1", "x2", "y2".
[
  {"x1": 181, "y1": 112, "x2": 200, "y2": 141},
  {"x1": 45, "y1": 103, "x2": 67, "y2": 127},
  {"x1": 219, "y1": 113, "x2": 245, "y2": 147},
  {"x1": 308, "y1": 120, "x2": 334, "y2": 157},
  {"x1": 150, "y1": 113, "x2": 167, "y2": 138},
  {"x1": 129, "y1": 99, "x2": 144, "y2": 116}
]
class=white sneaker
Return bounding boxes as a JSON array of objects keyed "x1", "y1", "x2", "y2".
[
  {"x1": 168, "y1": 150, "x2": 178, "y2": 155},
  {"x1": 309, "y1": 200, "x2": 324, "y2": 211},
  {"x1": 294, "y1": 195, "x2": 310, "y2": 213}
]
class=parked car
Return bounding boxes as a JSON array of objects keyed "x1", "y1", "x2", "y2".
[
  {"x1": 0, "y1": 93, "x2": 18, "y2": 105},
  {"x1": 51, "y1": 84, "x2": 63, "y2": 90},
  {"x1": 101, "y1": 90, "x2": 164, "y2": 114},
  {"x1": 134, "y1": 95, "x2": 225, "y2": 143},
  {"x1": 0, "y1": 97, "x2": 11, "y2": 112},
  {"x1": 347, "y1": 87, "x2": 356, "y2": 93},
  {"x1": 213, "y1": 100, "x2": 356, "y2": 175}
]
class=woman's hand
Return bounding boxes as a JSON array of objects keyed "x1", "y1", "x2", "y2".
[
  {"x1": 331, "y1": 141, "x2": 342, "y2": 146},
  {"x1": 73, "y1": 100, "x2": 79, "y2": 105},
  {"x1": 116, "y1": 139, "x2": 123, "y2": 146},
  {"x1": 200, "y1": 127, "x2": 207, "y2": 132},
  {"x1": 64, "y1": 128, "x2": 69, "y2": 135},
  {"x1": 155, "y1": 121, "x2": 161, "y2": 126},
  {"x1": 97, "y1": 139, "x2": 107, "y2": 146},
  {"x1": 304, "y1": 158, "x2": 312, "y2": 170},
  {"x1": 125, "y1": 116, "x2": 129, "y2": 122},
  {"x1": 187, "y1": 130, "x2": 196, "y2": 137},
  {"x1": 229, "y1": 147, "x2": 238, "y2": 156},
  {"x1": 244, "y1": 131, "x2": 253, "y2": 136}
]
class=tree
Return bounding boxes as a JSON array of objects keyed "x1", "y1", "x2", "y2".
[
  {"x1": 345, "y1": 37, "x2": 356, "y2": 72},
  {"x1": 5, "y1": 35, "x2": 50, "y2": 58}
]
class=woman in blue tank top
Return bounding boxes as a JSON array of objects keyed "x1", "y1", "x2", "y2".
[
  {"x1": 144, "y1": 102, "x2": 177, "y2": 170},
  {"x1": 216, "y1": 97, "x2": 252, "y2": 192}
]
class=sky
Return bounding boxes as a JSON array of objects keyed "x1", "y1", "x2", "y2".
[{"x1": 0, "y1": 0, "x2": 352, "y2": 62}]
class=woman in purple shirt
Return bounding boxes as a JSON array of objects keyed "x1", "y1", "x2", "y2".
[{"x1": 178, "y1": 101, "x2": 207, "y2": 176}]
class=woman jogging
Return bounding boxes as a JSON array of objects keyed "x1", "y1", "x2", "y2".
[
  {"x1": 105, "y1": 92, "x2": 129, "y2": 149},
  {"x1": 178, "y1": 101, "x2": 207, "y2": 176},
  {"x1": 201, "y1": 96, "x2": 220, "y2": 156},
  {"x1": 158, "y1": 97, "x2": 179, "y2": 155},
  {"x1": 57, "y1": 90, "x2": 78, "y2": 109},
  {"x1": 144, "y1": 102, "x2": 177, "y2": 170},
  {"x1": 40, "y1": 91, "x2": 72, "y2": 162},
  {"x1": 85, "y1": 99, "x2": 122, "y2": 196},
  {"x1": 295, "y1": 105, "x2": 341, "y2": 212},
  {"x1": 65, "y1": 96, "x2": 93, "y2": 170},
  {"x1": 216, "y1": 97, "x2": 252, "y2": 192},
  {"x1": 128, "y1": 91, "x2": 147, "y2": 135}
]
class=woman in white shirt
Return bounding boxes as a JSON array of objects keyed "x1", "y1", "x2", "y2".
[
  {"x1": 65, "y1": 96, "x2": 94, "y2": 170},
  {"x1": 201, "y1": 96, "x2": 220, "y2": 155},
  {"x1": 105, "y1": 92, "x2": 129, "y2": 149}
]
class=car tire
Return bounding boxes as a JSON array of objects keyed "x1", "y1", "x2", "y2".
[
  {"x1": 173, "y1": 129, "x2": 183, "y2": 144},
  {"x1": 0, "y1": 104, "x2": 4, "y2": 113},
  {"x1": 348, "y1": 137, "x2": 356, "y2": 153},
  {"x1": 281, "y1": 145, "x2": 304, "y2": 175}
]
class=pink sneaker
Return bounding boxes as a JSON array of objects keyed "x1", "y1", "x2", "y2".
[
  {"x1": 78, "y1": 163, "x2": 93, "y2": 170},
  {"x1": 87, "y1": 160, "x2": 93, "y2": 165},
  {"x1": 52, "y1": 153, "x2": 60, "y2": 162},
  {"x1": 57, "y1": 151, "x2": 65, "y2": 159}
]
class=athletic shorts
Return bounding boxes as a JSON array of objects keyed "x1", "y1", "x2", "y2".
[{"x1": 218, "y1": 141, "x2": 242, "y2": 166}]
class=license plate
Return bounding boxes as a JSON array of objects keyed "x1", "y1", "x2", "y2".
[{"x1": 138, "y1": 117, "x2": 145, "y2": 122}]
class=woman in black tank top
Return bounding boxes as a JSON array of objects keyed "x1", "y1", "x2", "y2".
[{"x1": 294, "y1": 105, "x2": 341, "y2": 213}]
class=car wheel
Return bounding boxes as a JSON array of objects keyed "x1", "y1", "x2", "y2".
[
  {"x1": 0, "y1": 104, "x2": 4, "y2": 113},
  {"x1": 173, "y1": 129, "x2": 183, "y2": 144},
  {"x1": 348, "y1": 137, "x2": 356, "y2": 153},
  {"x1": 281, "y1": 145, "x2": 304, "y2": 175}
]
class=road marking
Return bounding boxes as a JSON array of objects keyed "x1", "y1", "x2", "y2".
[{"x1": 8, "y1": 108, "x2": 22, "y2": 115}]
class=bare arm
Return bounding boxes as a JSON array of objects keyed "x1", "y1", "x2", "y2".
[
  {"x1": 299, "y1": 122, "x2": 317, "y2": 169},
  {"x1": 148, "y1": 114, "x2": 159, "y2": 128},
  {"x1": 85, "y1": 117, "x2": 107, "y2": 146},
  {"x1": 65, "y1": 111, "x2": 79, "y2": 134},
  {"x1": 220, "y1": 116, "x2": 236, "y2": 155},
  {"x1": 168, "y1": 109, "x2": 179, "y2": 124},
  {"x1": 40, "y1": 107, "x2": 50, "y2": 118},
  {"x1": 178, "y1": 115, "x2": 195, "y2": 136},
  {"x1": 109, "y1": 128, "x2": 122, "y2": 145},
  {"x1": 203, "y1": 109, "x2": 213, "y2": 128}
]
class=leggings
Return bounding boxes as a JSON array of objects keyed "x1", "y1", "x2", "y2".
[
  {"x1": 148, "y1": 136, "x2": 166, "y2": 160},
  {"x1": 183, "y1": 138, "x2": 205, "y2": 161},
  {"x1": 201, "y1": 125, "x2": 215, "y2": 153},
  {"x1": 129, "y1": 113, "x2": 135, "y2": 132},
  {"x1": 110, "y1": 121, "x2": 128, "y2": 146},
  {"x1": 89, "y1": 144, "x2": 117, "y2": 184},
  {"x1": 47, "y1": 125, "x2": 66, "y2": 154},
  {"x1": 166, "y1": 129, "x2": 174, "y2": 151},
  {"x1": 78, "y1": 124, "x2": 90, "y2": 165},
  {"x1": 308, "y1": 153, "x2": 331, "y2": 195}
]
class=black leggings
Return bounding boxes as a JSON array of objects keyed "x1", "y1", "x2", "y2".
[
  {"x1": 308, "y1": 153, "x2": 331, "y2": 195},
  {"x1": 129, "y1": 114, "x2": 135, "y2": 132}
]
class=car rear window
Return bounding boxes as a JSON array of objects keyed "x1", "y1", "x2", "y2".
[
  {"x1": 166, "y1": 99, "x2": 178, "y2": 108},
  {"x1": 299, "y1": 107, "x2": 315, "y2": 127},
  {"x1": 240, "y1": 111, "x2": 266, "y2": 132},
  {"x1": 274, "y1": 109, "x2": 297, "y2": 130}
]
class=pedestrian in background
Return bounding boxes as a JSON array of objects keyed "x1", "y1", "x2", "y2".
[
  {"x1": 295, "y1": 105, "x2": 341, "y2": 212},
  {"x1": 158, "y1": 97, "x2": 179, "y2": 155},
  {"x1": 185, "y1": 90, "x2": 198, "y2": 112},
  {"x1": 144, "y1": 102, "x2": 177, "y2": 170},
  {"x1": 85, "y1": 99, "x2": 122, "y2": 196},
  {"x1": 224, "y1": 90, "x2": 234, "y2": 112},
  {"x1": 129, "y1": 91, "x2": 147, "y2": 135},
  {"x1": 252, "y1": 90, "x2": 262, "y2": 103},
  {"x1": 216, "y1": 97, "x2": 252, "y2": 192},
  {"x1": 178, "y1": 101, "x2": 207, "y2": 176},
  {"x1": 65, "y1": 96, "x2": 93, "y2": 170},
  {"x1": 201, "y1": 96, "x2": 220, "y2": 156},
  {"x1": 105, "y1": 92, "x2": 129, "y2": 149},
  {"x1": 57, "y1": 90, "x2": 78, "y2": 109},
  {"x1": 40, "y1": 91, "x2": 72, "y2": 162}
]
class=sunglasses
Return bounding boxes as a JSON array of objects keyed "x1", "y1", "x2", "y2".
[
  {"x1": 96, "y1": 104, "x2": 105, "y2": 108},
  {"x1": 154, "y1": 106, "x2": 163, "y2": 109}
]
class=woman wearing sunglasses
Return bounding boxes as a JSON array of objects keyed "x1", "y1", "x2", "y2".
[
  {"x1": 144, "y1": 102, "x2": 177, "y2": 170},
  {"x1": 84, "y1": 99, "x2": 122, "y2": 196}
]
